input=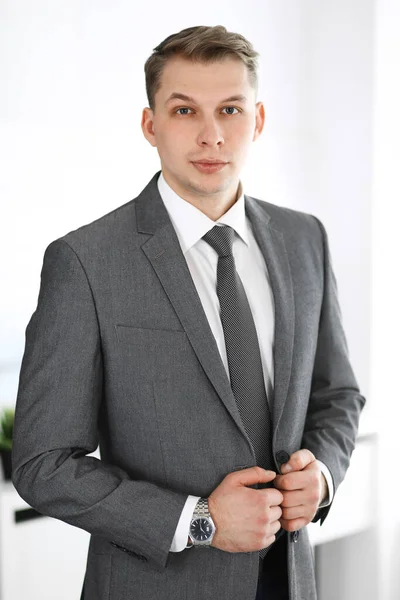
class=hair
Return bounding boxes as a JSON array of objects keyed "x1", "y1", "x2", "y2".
[{"x1": 144, "y1": 25, "x2": 260, "y2": 113}]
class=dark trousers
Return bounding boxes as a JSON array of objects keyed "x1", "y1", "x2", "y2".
[{"x1": 255, "y1": 532, "x2": 289, "y2": 600}]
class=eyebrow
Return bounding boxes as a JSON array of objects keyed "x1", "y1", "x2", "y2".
[{"x1": 164, "y1": 93, "x2": 247, "y2": 107}]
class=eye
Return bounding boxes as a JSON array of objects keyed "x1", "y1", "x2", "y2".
[
  {"x1": 175, "y1": 107, "x2": 194, "y2": 115},
  {"x1": 222, "y1": 107, "x2": 240, "y2": 115}
]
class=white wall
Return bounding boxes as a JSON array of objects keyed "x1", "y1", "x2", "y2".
[
  {"x1": 298, "y1": 5, "x2": 377, "y2": 596},
  {"x1": 0, "y1": 1, "x2": 376, "y2": 598},
  {"x1": 372, "y1": 0, "x2": 400, "y2": 598}
]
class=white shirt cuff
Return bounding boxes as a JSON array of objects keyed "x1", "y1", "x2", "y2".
[
  {"x1": 170, "y1": 495, "x2": 201, "y2": 552},
  {"x1": 316, "y1": 459, "x2": 334, "y2": 507}
]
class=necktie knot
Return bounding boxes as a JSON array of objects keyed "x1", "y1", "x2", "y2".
[{"x1": 202, "y1": 225, "x2": 234, "y2": 257}]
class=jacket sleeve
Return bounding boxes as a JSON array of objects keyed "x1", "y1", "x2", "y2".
[
  {"x1": 11, "y1": 239, "x2": 187, "y2": 570},
  {"x1": 301, "y1": 217, "x2": 366, "y2": 525}
]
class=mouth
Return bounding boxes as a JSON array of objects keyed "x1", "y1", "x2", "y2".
[
  {"x1": 192, "y1": 159, "x2": 227, "y2": 164},
  {"x1": 191, "y1": 161, "x2": 228, "y2": 174}
]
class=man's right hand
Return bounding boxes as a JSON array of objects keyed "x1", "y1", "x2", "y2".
[{"x1": 208, "y1": 466, "x2": 283, "y2": 553}]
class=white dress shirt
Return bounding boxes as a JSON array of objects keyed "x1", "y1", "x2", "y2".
[{"x1": 155, "y1": 171, "x2": 333, "y2": 552}]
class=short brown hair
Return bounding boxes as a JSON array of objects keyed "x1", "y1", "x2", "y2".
[{"x1": 144, "y1": 25, "x2": 260, "y2": 112}]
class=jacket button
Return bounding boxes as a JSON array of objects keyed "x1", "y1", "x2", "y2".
[
  {"x1": 291, "y1": 530, "x2": 299, "y2": 543},
  {"x1": 275, "y1": 450, "x2": 290, "y2": 466}
]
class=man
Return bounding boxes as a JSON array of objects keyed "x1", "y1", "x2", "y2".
[{"x1": 12, "y1": 25, "x2": 365, "y2": 600}]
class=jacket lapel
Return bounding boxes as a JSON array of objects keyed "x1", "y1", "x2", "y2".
[
  {"x1": 244, "y1": 197, "x2": 295, "y2": 432},
  {"x1": 135, "y1": 171, "x2": 294, "y2": 442},
  {"x1": 136, "y1": 174, "x2": 250, "y2": 446}
]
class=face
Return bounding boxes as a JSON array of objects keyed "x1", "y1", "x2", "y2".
[{"x1": 141, "y1": 55, "x2": 265, "y2": 215}]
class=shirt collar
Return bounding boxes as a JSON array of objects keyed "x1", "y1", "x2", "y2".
[{"x1": 157, "y1": 170, "x2": 250, "y2": 254}]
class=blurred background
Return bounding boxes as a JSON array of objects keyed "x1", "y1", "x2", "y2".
[{"x1": 0, "y1": 1, "x2": 399, "y2": 598}]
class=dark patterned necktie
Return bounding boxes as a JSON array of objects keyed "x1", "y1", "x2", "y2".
[{"x1": 202, "y1": 224, "x2": 276, "y2": 559}]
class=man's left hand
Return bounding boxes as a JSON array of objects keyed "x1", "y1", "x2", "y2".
[{"x1": 273, "y1": 449, "x2": 328, "y2": 532}]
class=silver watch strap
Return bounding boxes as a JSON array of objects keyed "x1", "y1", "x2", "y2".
[{"x1": 194, "y1": 498, "x2": 210, "y2": 516}]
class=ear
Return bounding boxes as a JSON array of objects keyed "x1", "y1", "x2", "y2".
[
  {"x1": 253, "y1": 102, "x2": 265, "y2": 141},
  {"x1": 141, "y1": 107, "x2": 157, "y2": 147}
]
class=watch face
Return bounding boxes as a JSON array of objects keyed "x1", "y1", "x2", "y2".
[{"x1": 190, "y1": 518, "x2": 213, "y2": 542}]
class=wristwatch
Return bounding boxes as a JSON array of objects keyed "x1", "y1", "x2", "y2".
[{"x1": 186, "y1": 498, "x2": 216, "y2": 548}]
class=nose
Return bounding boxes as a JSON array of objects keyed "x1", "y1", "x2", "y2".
[{"x1": 197, "y1": 117, "x2": 225, "y2": 147}]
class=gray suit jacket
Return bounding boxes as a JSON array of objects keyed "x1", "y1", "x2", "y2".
[{"x1": 12, "y1": 170, "x2": 365, "y2": 600}]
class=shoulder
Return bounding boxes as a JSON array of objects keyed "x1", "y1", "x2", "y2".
[
  {"x1": 247, "y1": 195, "x2": 325, "y2": 243},
  {"x1": 44, "y1": 196, "x2": 140, "y2": 261}
]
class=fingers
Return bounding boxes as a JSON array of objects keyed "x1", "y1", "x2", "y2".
[
  {"x1": 274, "y1": 470, "x2": 309, "y2": 491},
  {"x1": 274, "y1": 461, "x2": 320, "y2": 492},
  {"x1": 280, "y1": 448, "x2": 315, "y2": 473},
  {"x1": 280, "y1": 517, "x2": 309, "y2": 532},
  {"x1": 280, "y1": 504, "x2": 304, "y2": 520},
  {"x1": 279, "y1": 490, "x2": 304, "y2": 507},
  {"x1": 233, "y1": 466, "x2": 277, "y2": 487},
  {"x1": 277, "y1": 468, "x2": 323, "y2": 529},
  {"x1": 268, "y1": 504, "x2": 282, "y2": 523},
  {"x1": 261, "y1": 507, "x2": 282, "y2": 548},
  {"x1": 280, "y1": 503, "x2": 320, "y2": 524},
  {"x1": 263, "y1": 487, "x2": 284, "y2": 506},
  {"x1": 265, "y1": 521, "x2": 282, "y2": 547}
]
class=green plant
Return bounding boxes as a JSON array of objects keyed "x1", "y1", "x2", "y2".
[{"x1": 0, "y1": 408, "x2": 14, "y2": 451}]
